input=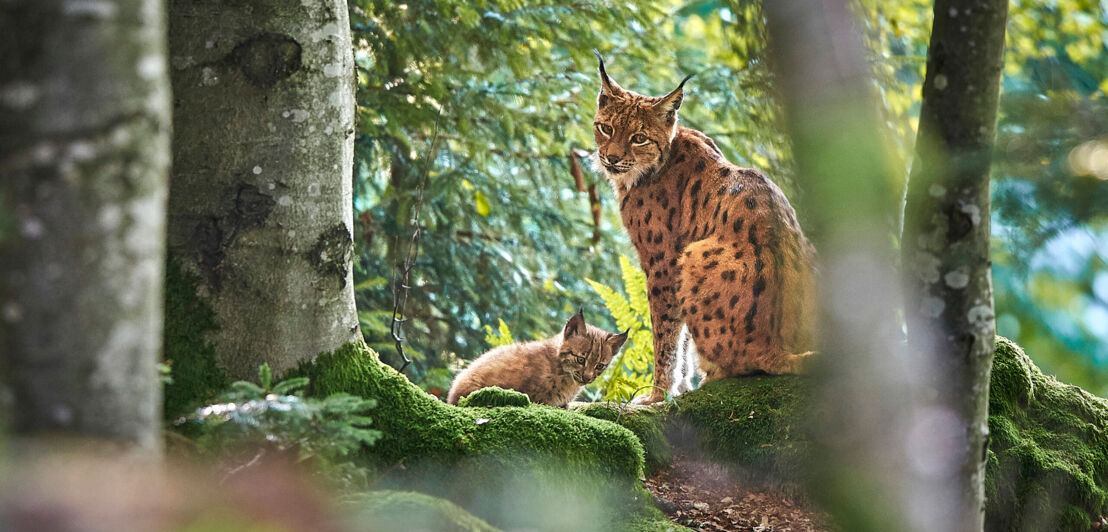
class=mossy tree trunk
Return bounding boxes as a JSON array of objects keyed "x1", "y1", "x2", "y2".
[
  {"x1": 165, "y1": 0, "x2": 360, "y2": 382},
  {"x1": 902, "y1": 1, "x2": 1008, "y2": 529},
  {"x1": 0, "y1": 0, "x2": 170, "y2": 451}
]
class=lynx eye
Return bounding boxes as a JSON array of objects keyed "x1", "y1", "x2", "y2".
[
  {"x1": 595, "y1": 123, "x2": 613, "y2": 137},
  {"x1": 630, "y1": 133, "x2": 648, "y2": 145},
  {"x1": 575, "y1": 355, "x2": 586, "y2": 364},
  {"x1": 595, "y1": 363, "x2": 606, "y2": 371}
]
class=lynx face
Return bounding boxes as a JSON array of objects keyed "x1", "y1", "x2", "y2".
[
  {"x1": 592, "y1": 51, "x2": 691, "y2": 190},
  {"x1": 557, "y1": 312, "x2": 628, "y2": 384}
]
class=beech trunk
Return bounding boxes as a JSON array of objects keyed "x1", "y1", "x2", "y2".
[
  {"x1": 0, "y1": 0, "x2": 171, "y2": 451},
  {"x1": 165, "y1": 0, "x2": 359, "y2": 380},
  {"x1": 902, "y1": 0, "x2": 1008, "y2": 529}
]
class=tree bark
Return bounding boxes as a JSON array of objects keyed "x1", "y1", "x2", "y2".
[
  {"x1": 902, "y1": 1, "x2": 1008, "y2": 530},
  {"x1": 166, "y1": 0, "x2": 360, "y2": 380},
  {"x1": 0, "y1": 0, "x2": 170, "y2": 451}
]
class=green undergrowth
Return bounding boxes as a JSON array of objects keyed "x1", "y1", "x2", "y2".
[
  {"x1": 985, "y1": 336, "x2": 1108, "y2": 531},
  {"x1": 291, "y1": 341, "x2": 665, "y2": 531},
  {"x1": 576, "y1": 403, "x2": 672, "y2": 476},
  {"x1": 163, "y1": 255, "x2": 227, "y2": 419},
  {"x1": 457, "y1": 386, "x2": 531, "y2": 408}
]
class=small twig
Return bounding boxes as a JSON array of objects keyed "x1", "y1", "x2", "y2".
[{"x1": 390, "y1": 118, "x2": 441, "y2": 374}]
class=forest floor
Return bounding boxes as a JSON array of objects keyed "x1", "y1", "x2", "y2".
[{"x1": 643, "y1": 451, "x2": 829, "y2": 532}]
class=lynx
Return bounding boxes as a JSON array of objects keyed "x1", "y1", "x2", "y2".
[
  {"x1": 591, "y1": 52, "x2": 818, "y2": 404},
  {"x1": 447, "y1": 311, "x2": 628, "y2": 407}
]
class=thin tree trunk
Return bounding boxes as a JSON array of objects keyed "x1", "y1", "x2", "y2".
[
  {"x1": 0, "y1": 0, "x2": 170, "y2": 451},
  {"x1": 902, "y1": 1, "x2": 1008, "y2": 529},
  {"x1": 166, "y1": 0, "x2": 359, "y2": 380}
]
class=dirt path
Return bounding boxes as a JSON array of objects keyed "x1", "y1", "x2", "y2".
[{"x1": 643, "y1": 452, "x2": 829, "y2": 532}]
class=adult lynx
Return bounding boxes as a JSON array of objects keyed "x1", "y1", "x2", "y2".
[{"x1": 591, "y1": 52, "x2": 817, "y2": 404}]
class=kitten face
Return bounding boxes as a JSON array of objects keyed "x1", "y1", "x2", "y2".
[
  {"x1": 557, "y1": 312, "x2": 629, "y2": 384},
  {"x1": 592, "y1": 52, "x2": 690, "y2": 190}
]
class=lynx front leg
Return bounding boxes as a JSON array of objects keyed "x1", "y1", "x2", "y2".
[{"x1": 634, "y1": 286, "x2": 682, "y2": 404}]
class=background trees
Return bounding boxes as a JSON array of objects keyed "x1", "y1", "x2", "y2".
[
  {"x1": 0, "y1": 0, "x2": 171, "y2": 451},
  {"x1": 350, "y1": 0, "x2": 1108, "y2": 404}
]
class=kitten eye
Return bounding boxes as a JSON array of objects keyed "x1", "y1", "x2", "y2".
[
  {"x1": 595, "y1": 363, "x2": 606, "y2": 371},
  {"x1": 575, "y1": 355, "x2": 586, "y2": 364},
  {"x1": 630, "y1": 133, "x2": 648, "y2": 145},
  {"x1": 595, "y1": 123, "x2": 613, "y2": 137}
]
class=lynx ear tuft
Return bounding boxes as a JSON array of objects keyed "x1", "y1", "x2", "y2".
[
  {"x1": 594, "y1": 49, "x2": 625, "y2": 105},
  {"x1": 653, "y1": 73, "x2": 693, "y2": 125}
]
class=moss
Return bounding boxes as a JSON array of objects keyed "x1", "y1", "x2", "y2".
[
  {"x1": 162, "y1": 255, "x2": 227, "y2": 419},
  {"x1": 577, "y1": 403, "x2": 672, "y2": 475},
  {"x1": 668, "y1": 375, "x2": 809, "y2": 488},
  {"x1": 985, "y1": 336, "x2": 1108, "y2": 531},
  {"x1": 292, "y1": 341, "x2": 655, "y2": 531},
  {"x1": 345, "y1": 490, "x2": 502, "y2": 532},
  {"x1": 457, "y1": 386, "x2": 531, "y2": 408}
]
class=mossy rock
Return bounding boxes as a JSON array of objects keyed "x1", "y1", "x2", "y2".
[
  {"x1": 457, "y1": 386, "x2": 531, "y2": 408},
  {"x1": 579, "y1": 337, "x2": 1108, "y2": 531},
  {"x1": 292, "y1": 342, "x2": 659, "y2": 532},
  {"x1": 345, "y1": 490, "x2": 502, "y2": 532},
  {"x1": 985, "y1": 336, "x2": 1108, "y2": 531},
  {"x1": 575, "y1": 403, "x2": 672, "y2": 476},
  {"x1": 577, "y1": 375, "x2": 807, "y2": 487}
]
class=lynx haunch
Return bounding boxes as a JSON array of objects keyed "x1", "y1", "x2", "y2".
[{"x1": 591, "y1": 52, "x2": 818, "y2": 404}]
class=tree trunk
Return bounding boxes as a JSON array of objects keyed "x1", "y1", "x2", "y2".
[
  {"x1": 763, "y1": 1, "x2": 947, "y2": 530},
  {"x1": 902, "y1": 1, "x2": 1008, "y2": 529},
  {"x1": 0, "y1": 0, "x2": 170, "y2": 451},
  {"x1": 166, "y1": 0, "x2": 359, "y2": 381}
]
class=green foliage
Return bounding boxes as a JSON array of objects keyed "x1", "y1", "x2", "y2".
[
  {"x1": 456, "y1": 386, "x2": 531, "y2": 408},
  {"x1": 179, "y1": 363, "x2": 381, "y2": 489},
  {"x1": 482, "y1": 318, "x2": 515, "y2": 348},
  {"x1": 349, "y1": 0, "x2": 791, "y2": 388},
  {"x1": 586, "y1": 256, "x2": 654, "y2": 402}
]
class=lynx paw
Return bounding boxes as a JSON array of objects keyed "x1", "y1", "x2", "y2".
[{"x1": 631, "y1": 390, "x2": 667, "y2": 405}]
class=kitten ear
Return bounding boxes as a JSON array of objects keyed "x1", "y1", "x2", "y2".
[
  {"x1": 652, "y1": 74, "x2": 693, "y2": 126},
  {"x1": 607, "y1": 329, "x2": 629, "y2": 352},
  {"x1": 593, "y1": 49, "x2": 625, "y2": 108},
  {"x1": 563, "y1": 310, "x2": 586, "y2": 338}
]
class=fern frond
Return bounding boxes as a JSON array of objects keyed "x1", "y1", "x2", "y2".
[
  {"x1": 620, "y1": 255, "x2": 651, "y2": 326},
  {"x1": 586, "y1": 278, "x2": 638, "y2": 333}
]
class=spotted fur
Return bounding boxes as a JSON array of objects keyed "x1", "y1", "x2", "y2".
[
  {"x1": 446, "y1": 311, "x2": 629, "y2": 407},
  {"x1": 591, "y1": 53, "x2": 818, "y2": 404}
]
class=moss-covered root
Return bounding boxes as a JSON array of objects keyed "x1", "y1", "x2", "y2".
[
  {"x1": 985, "y1": 336, "x2": 1108, "y2": 531},
  {"x1": 294, "y1": 342, "x2": 649, "y2": 531},
  {"x1": 457, "y1": 386, "x2": 531, "y2": 408},
  {"x1": 346, "y1": 490, "x2": 502, "y2": 532}
]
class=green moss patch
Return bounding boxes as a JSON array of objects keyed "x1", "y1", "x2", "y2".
[
  {"x1": 163, "y1": 255, "x2": 227, "y2": 419},
  {"x1": 345, "y1": 490, "x2": 502, "y2": 532},
  {"x1": 985, "y1": 336, "x2": 1108, "y2": 531},
  {"x1": 457, "y1": 386, "x2": 531, "y2": 408},
  {"x1": 578, "y1": 375, "x2": 808, "y2": 489},
  {"x1": 292, "y1": 341, "x2": 656, "y2": 531},
  {"x1": 576, "y1": 403, "x2": 672, "y2": 476}
]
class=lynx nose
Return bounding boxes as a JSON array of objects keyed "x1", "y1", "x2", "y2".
[{"x1": 606, "y1": 154, "x2": 622, "y2": 164}]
